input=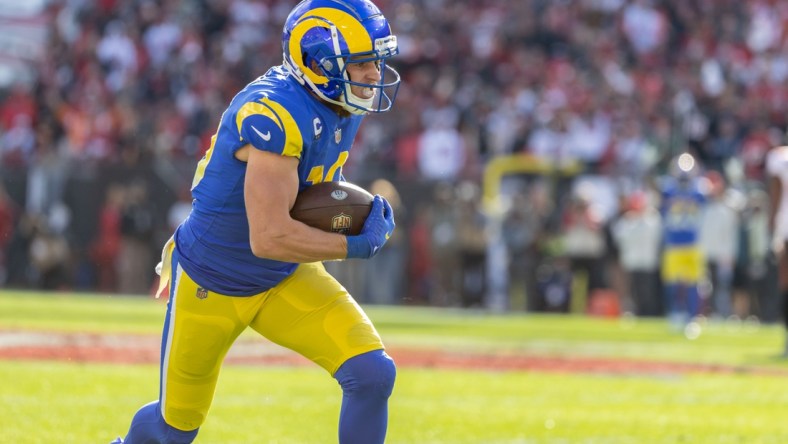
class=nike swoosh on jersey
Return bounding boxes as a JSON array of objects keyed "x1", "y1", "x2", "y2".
[{"x1": 251, "y1": 125, "x2": 272, "y2": 141}]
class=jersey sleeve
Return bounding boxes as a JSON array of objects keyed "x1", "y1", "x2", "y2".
[{"x1": 235, "y1": 96, "x2": 304, "y2": 158}]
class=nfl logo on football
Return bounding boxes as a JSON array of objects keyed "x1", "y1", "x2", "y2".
[{"x1": 331, "y1": 213, "x2": 352, "y2": 234}]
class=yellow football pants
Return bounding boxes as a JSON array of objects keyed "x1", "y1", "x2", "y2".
[{"x1": 160, "y1": 261, "x2": 384, "y2": 431}]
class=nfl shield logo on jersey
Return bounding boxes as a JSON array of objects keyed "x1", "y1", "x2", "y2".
[
  {"x1": 196, "y1": 287, "x2": 208, "y2": 300},
  {"x1": 334, "y1": 128, "x2": 342, "y2": 143},
  {"x1": 331, "y1": 213, "x2": 352, "y2": 234}
]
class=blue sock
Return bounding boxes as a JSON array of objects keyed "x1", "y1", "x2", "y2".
[
  {"x1": 124, "y1": 401, "x2": 199, "y2": 444},
  {"x1": 663, "y1": 283, "x2": 679, "y2": 317},
  {"x1": 686, "y1": 285, "x2": 701, "y2": 318},
  {"x1": 334, "y1": 350, "x2": 396, "y2": 444}
]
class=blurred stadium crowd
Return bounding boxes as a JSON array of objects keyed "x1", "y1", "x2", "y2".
[{"x1": 0, "y1": 0, "x2": 786, "y2": 320}]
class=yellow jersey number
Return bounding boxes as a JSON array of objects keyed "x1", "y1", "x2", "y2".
[{"x1": 306, "y1": 151, "x2": 349, "y2": 185}]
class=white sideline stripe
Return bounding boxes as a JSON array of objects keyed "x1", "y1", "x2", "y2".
[
  {"x1": 160, "y1": 263, "x2": 183, "y2": 419},
  {"x1": 0, "y1": 331, "x2": 70, "y2": 346},
  {"x1": 0, "y1": 331, "x2": 152, "y2": 348},
  {"x1": 0, "y1": 330, "x2": 292, "y2": 357}
]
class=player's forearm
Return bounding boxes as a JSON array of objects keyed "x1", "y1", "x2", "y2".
[{"x1": 249, "y1": 220, "x2": 348, "y2": 262}]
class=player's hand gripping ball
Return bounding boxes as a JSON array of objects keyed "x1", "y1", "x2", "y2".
[
  {"x1": 346, "y1": 195, "x2": 396, "y2": 259},
  {"x1": 290, "y1": 181, "x2": 374, "y2": 236}
]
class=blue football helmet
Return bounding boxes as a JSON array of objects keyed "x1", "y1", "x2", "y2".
[{"x1": 282, "y1": 0, "x2": 401, "y2": 115}]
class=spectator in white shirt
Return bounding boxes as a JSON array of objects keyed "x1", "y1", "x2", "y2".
[
  {"x1": 699, "y1": 171, "x2": 741, "y2": 318},
  {"x1": 612, "y1": 190, "x2": 663, "y2": 316}
]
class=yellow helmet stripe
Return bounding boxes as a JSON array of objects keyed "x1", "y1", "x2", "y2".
[
  {"x1": 235, "y1": 98, "x2": 304, "y2": 158},
  {"x1": 288, "y1": 7, "x2": 372, "y2": 85}
]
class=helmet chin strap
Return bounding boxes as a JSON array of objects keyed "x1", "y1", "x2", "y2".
[{"x1": 341, "y1": 90, "x2": 373, "y2": 115}]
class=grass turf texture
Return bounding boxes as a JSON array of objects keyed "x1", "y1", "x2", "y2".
[{"x1": 1, "y1": 290, "x2": 787, "y2": 443}]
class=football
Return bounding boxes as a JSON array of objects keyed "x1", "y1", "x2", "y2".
[{"x1": 290, "y1": 181, "x2": 374, "y2": 235}]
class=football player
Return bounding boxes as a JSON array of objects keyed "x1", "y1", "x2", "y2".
[
  {"x1": 112, "y1": 0, "x2": 400, "y2": 442},
  {"x1": 659, "y1": 153, "x2": 707, "y2": 334}
]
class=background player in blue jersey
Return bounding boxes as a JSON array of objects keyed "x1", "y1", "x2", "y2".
[
  {"x1": 112, "y1": 1, "x2": 401, "y2": 443},
  {"x1": 658, "y1": 153, "x2": 707, "y2": 334}
]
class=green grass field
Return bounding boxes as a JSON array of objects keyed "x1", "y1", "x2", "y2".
[{"x1": 1, "y1": 290, "x2": 787, "y2": 443}]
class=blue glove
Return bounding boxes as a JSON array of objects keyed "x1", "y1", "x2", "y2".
[{"x1": 346, "y1": 195, "x2": 395, "y2": 259}]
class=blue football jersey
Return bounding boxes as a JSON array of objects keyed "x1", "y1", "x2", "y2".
[
  {"x1": 175, "y1": 65, "x2": 363, "y2": 295},
  {"x1": 659, "y1": 177, "x2": 706, "y2": 247}
]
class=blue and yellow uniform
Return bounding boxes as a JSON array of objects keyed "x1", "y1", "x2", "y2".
[
  {"x1": 660, "y1": 177, "x2": 706, "y2": 284},
  {"x1": 177, "y1": 65, "x2": 361, "y2": 295},
  {"x1": 117, "y1": 1, "x2": 400, "y2": 442},
  {"x1": 155, "y1": 66, "x2": 384, "y2": 431},
  {"x1": 660, "y1": 175, "x2": 706, "y2": 320}
]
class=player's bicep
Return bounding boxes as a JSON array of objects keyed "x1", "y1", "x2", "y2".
[{"x1": 244, "y1": 147, "x2": 299, "y2": 246}]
